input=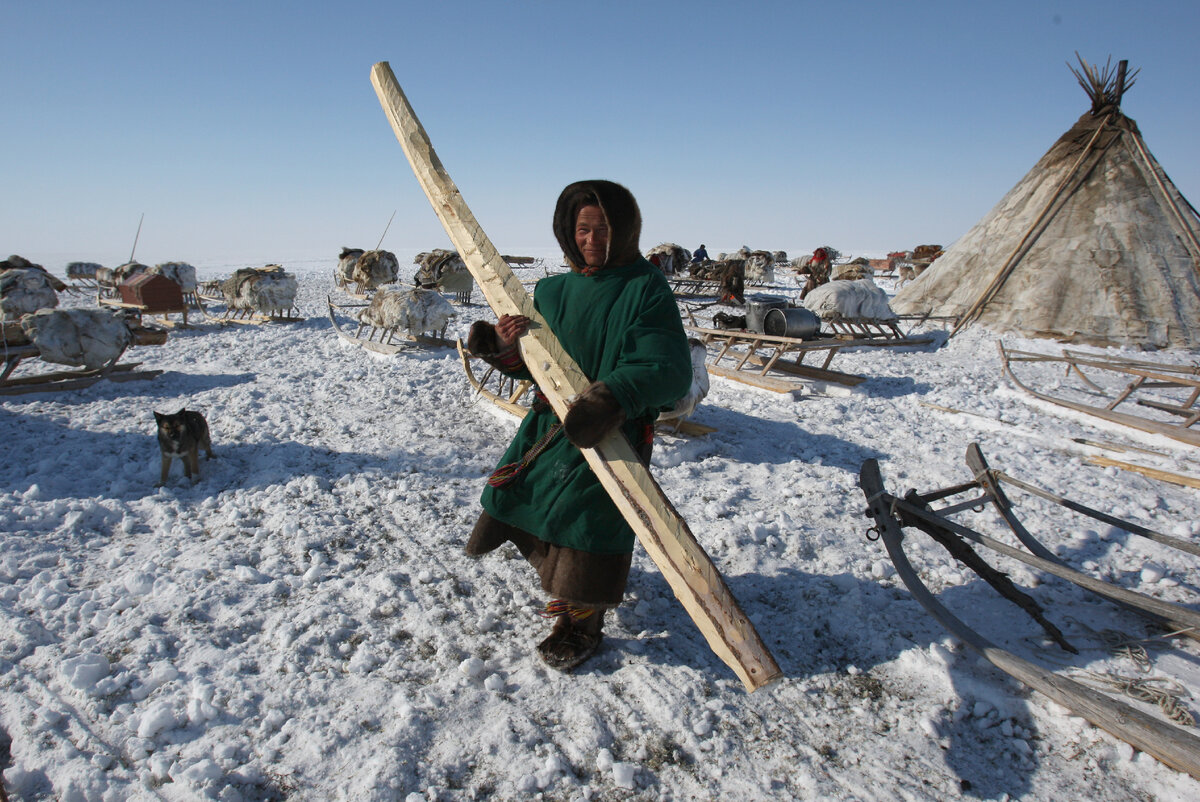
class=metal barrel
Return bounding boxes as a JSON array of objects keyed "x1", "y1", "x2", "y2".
[{"x1": 764, "y1": 307, "x2": 821, "y2": 339}]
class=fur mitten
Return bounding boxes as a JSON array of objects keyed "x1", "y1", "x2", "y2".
[
  {"x1": 564, "y1": 382, "x2": 626, "y2": 448},
  {"x1": 467, "y1": 320, "x2": 502, "y2": 356}
]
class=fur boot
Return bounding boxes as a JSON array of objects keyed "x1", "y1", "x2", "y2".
[{"x1": 537, "y1": 604, "x2": 605, "y2": 672}]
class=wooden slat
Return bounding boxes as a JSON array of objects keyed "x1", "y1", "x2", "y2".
[
  {"x1": 706, "y1": 364, "x2": 801, "y2": 394},
  {"x1": 1085, "y1": 456, "x2": 1200, "y2": 490}
]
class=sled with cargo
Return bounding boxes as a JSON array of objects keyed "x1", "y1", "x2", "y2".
[
  {"x1": 327, "y1": 296, "x2": 454, "y2": 355},
  {"x1": 858, "y1": 444, "x2": 1200, "y2": 780},
  {"x1": 202, "y1": 267, "x2": 304, "y2": 325},
  {"x1": 685, "y1": 298, "x2": 936, "y2": 392},
  {"x1": 998, "y1": 341, "x2": 1200, "y2": 448},
  {"x1": 1, "y1": 318, "x2": 165, "y2": 396}
]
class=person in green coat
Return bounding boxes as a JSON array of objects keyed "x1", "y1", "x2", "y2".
[{"x1": 465, "y1": 180, "x2": 694, "y2": 671}]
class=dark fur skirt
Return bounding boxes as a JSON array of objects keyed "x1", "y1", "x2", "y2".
[{"x1": 468, "y1": 511, "x2": 631, "y2": 607}]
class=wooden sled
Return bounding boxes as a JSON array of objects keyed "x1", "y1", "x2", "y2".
[
  {"x1": 217, "y1": 305, "x2": 305, "y2": 325},
  {"x1": 668, "y1": 274, "x2": 773, "y2": 298},
  {"x1": 1, "y1": 324, "x2": 165, "y2": 396},
  {"x1": 859, "y1": 447, "x2": 1200, "y2": 780},
  {"x1": 197, "y1": 280, "x2": 225, "y2": 304},
  {"x1": 98, "y1": 297, "x2": 193, "y2": 329},
  {"x1": 458, "y1": 339, "x2": 717, "y2": 437},
  {"x1": 998, "y1": 341, "x2": 1200, "y2": 448},
  {"x1": 327, "y1": 296, "x2": 453, "y2": 354},
  {"x1": 64, "y1": 277, "x2": 99, "y2": 295},
  {"x1": 686, "y1": 324, "x2": 935, "y2": 392}
]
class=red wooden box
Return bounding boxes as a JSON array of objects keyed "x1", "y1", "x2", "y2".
[{"x1": 119, "y1": 272, "x2": 184, "y2": 312}]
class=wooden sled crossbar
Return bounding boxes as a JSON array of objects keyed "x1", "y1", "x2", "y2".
[
  {"x1": 687, "y1": 324, "x2": 934, "y2": 391},
  {"x1": 327, "y1": 296, "x2": 453, "y2": 354},
  {"x1": 668, "y1": 275, "x2": 772, "y2": 297},
  {"x1": 457, "y1": 340, "x2": 717, "y2": 437},
  {"x1": 999, "y1": 341, "x2": 1200, "y2": 448},
  {"x1": 218, "y1": 306, "x2": 304, "y2": 325},
  {"x1": 859, "y1": 448, "x2": 1200, "y2": 779}
]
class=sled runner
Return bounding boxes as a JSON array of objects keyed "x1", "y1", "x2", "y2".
[
  {"x1": 328, "y1": 296, "x2": 454, "y2": 354},
  {"x1": 372, "y1": 61, "x2": 779, "y2": 691},
  {"x1": 999, "y1": 341, "x2": 1200, "y2": 448},
  {"x1": 858, "y1": 446, "x2": 1200, "y2": 779},
  {"x1": 458, "y1": 340, "x2": 717, "y2": 437}
]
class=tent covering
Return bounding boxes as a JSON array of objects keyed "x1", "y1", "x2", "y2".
[{"x1": 891, "y1": 59, "x2": 1200, "y2": 349}]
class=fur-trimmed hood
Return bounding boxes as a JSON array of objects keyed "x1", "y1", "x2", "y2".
[{"x1": 553, "y1": 180, "x2": 642, "y2": 273}]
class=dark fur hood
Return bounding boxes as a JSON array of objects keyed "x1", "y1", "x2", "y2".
[{"x1": 553, "y1": 180, "x2": 642, "y2": 273}]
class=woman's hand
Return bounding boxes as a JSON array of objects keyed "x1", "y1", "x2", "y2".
[{"x1": 496, "y1": 314, "x2": 530, "y2": 347}]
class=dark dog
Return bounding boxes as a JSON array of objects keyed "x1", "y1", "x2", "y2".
[{"x1": 154, "y1": 409, "x2": 213, "y2": 486}]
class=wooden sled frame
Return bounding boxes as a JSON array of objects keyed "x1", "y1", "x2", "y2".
[
  {"x1": 858, "y1": 447, "x2": 1200, "y2": 780},
  {"x1": 64, "y1": 277, "x2": 99, "y2": 294},
  {"x1": 998, "y1": 341, "x2": 1200, "y2": 448},
  {"x1": 327, "y1": 296, "x2": 453, "y2": 354},
  {"x1": 216, "y1": 304, "x2": 304, "y2": 325},
  {"x1": 686, "y1": 323, "x2": 935, "y2": 392},
  {"x1": 457, "y1": 339, "x2": 717, "y2": 437},
  {"x1": 1, "y1": 343, "x2": 162, "y2": 396},
  {"x1": 98, "y1": 296, "x2": 193, "y2": 329}
]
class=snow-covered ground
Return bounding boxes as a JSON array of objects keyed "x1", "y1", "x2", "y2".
[{"x1": 2, "y1": 256, "x2": 1199, "y2": 801}]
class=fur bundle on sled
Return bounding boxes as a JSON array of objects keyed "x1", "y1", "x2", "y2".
[
  {"x1": 743, "y1": 250, "x2": 776, "y2": 284},
  {"x1": 802, "y1": 278, "x2": 896, "y2": 321},
  {"x1": 220, "y1": 266, "x2": 298, "y2": 314},
  {"x1": 149, "y1": 262, "x2": 198, "y2": 293},
  {"x1": 96, "y1": 261, "x2": 149, "y2": 287},
  {"x1": 831, "y1": 258, "x2": 874, "y2": 282},
  {"x1": 359, "y1": 285, "x2": 456, "y2": 337},
  {"x1": 645, "y1": 243, "x2": 690, "y2": 275},
  {"x1": 66, "y1": 262, "x2": 103, "y2": 279},
  {"x1": 1, "y1": 255, "x2": 67, "y2": 292},
  {"x1": 20, "y1": 308, "x2": 132, "y2": 369},
  {"x1": 1, "y1": 264, "x2": 61, "y2": 320},
  {"x1": 350, "y1": 249, "x2": 399, "y2": 293},
  {"x1": 334, "y1": 247, "x2": 364, "y2": 290},
  {"x1": 414, "y1": 249, "x2": 473, "y2": 303}
]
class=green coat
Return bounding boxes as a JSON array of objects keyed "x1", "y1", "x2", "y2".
[{"x1": 481, "y1": 258, "x2": 693, "y2": 554}]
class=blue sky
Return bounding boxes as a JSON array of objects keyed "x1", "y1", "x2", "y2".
[{"x1": 3, "y1": 0, "x2": 1198, "y2": 267}]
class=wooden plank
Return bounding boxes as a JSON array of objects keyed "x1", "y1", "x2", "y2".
[
  {"x1": 736, "y1": 352, "x2": 865, "y2": 386},
  {"x1": 371, "y1": 62, "x2": 780, "y2": 691},
  {"x1": 706, "y1": 364, "x2": 800, "y2": 394},
  {"x1": 1085, "y1": 456, "x2": 1200, "y2": 490}
]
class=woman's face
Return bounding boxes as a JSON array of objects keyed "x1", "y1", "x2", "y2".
[{"x1": 574, "y1": 205, "x2": 609, "y2": 269}]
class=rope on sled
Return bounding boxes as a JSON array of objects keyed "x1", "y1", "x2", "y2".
[{"x1": 1069, "y1": 670, "x2": 1196, "y2": 727}]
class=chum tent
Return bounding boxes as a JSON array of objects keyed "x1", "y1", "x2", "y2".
[{"x1": 891, "y1": 57, "x2": 1200, "y2": 349}]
